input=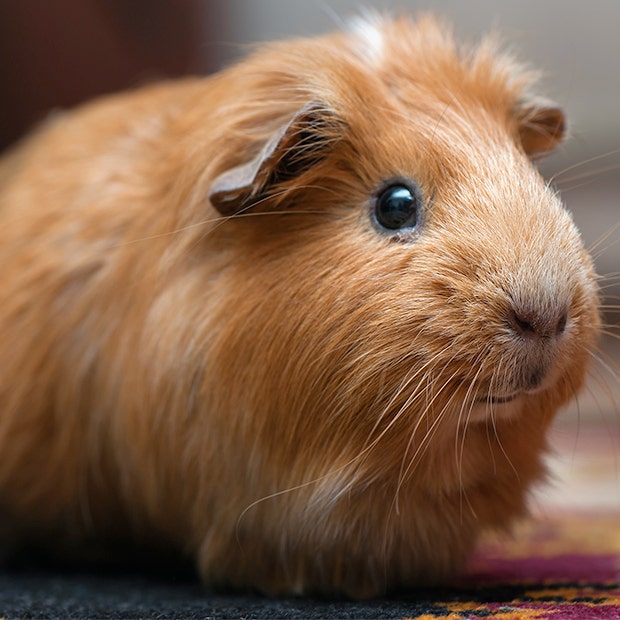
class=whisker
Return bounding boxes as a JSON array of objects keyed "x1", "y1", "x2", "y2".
[
  {"x1": 236, "y1": 344, "x2": 459, "y2": 539},
  {"x1": 598, "y1": 329, "x2": 620, "y2": 341},
  {"x1": 588, "y1": 348, "x2": 620, "y2": 389},
  {"x1": 548, "y1": 148, "x2": 620, "y2": 185},
  {"x1": 583, "y1": 352, "x2": 620, "y2": 444},
  {"x1": 483, "y1": 356, "x2": 502, "y2": 477},
  {"x1": 456, "y1": 356, "x2": 488, "y2": 522},
  {"x1": 596, "y1": 271, "x2": 620, "y2": 281},
  {"x1": 581, "y1": 357, "x2": 620, "y2": 478},
  {"x1": 596, "y1": 283, "x2": 620, "y2": 293},
  {"x1": 487, "y1": 362, "x2": 520, "y2": 481},
  {"x1": 361, "y1": 348, "x2": 452, "y2": 458},
  {"x1": 117, "y1": 186, "x2": 336, "y2": 248},
  {"x1": 554, "y1": 162, "x2": 620, "y2": 187},
  {"x1": 587, "y1": 223, "x2": 620, "y2": 260},
  {"x1": 394, "y1": 365, "x2": 466, "y2": 504}
]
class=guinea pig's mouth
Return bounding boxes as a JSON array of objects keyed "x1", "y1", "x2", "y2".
[{"x1": 480, "y1": 393, "x2": 519, "y2": 405}]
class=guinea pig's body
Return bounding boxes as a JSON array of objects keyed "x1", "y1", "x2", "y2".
[{"x1": 0, "y1": 15, "x2": 599, "y2": 597}]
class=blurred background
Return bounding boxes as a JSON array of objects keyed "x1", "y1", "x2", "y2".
[{"x1": 1, "y1": 1, "x2": 619, "y2": 416}]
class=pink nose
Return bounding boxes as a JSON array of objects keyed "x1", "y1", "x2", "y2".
[{"x1": 508, "y1": 307, "x2": 568, "y2": 340}]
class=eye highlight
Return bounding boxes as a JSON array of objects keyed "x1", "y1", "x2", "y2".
[{"x1": 372, "y1": 182, "x2": 421, "y2": 234}]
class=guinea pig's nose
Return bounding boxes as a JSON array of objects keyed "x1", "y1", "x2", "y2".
[{"x1": 507, "y1": 306, "x2": 568, "y2": 340}]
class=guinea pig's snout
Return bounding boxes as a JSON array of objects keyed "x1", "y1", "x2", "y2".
[
  {"x1": 506, "y1": 304, "x2": 568, "y2": 341},
  {"x1": 500, "y1": 298, "x2": 572, "y2": 395}
]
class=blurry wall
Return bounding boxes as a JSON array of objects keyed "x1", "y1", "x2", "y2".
[{"x1": 0, "y1": 0, "x2": 219, "y2": 151}]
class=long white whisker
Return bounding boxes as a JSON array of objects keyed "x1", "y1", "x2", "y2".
[
  {"x1": 487, "y1": 356, "x2": 520, "y2": 480},
  {"x1": 456, "y1": 354, "x2": 489, "y2": 521},
  {"x1": 554, "y1": 162, "x2": 620, "y2": 187},
  {"x1": 394, "y1": 365, "x2": 465, "y2": 501},
  {"x1": 548, "y1": 148, "x2": 620, "y2": 185}
]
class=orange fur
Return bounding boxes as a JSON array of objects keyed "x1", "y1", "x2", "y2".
[{"x1": 0, "y1": 15, "x2": 599, "y2": 597}]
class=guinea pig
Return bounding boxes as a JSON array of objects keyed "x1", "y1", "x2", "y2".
[{"x1": 0, "y1": 13, "x2": 600, "y2": 598}]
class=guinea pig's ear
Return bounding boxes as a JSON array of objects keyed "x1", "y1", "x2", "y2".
[
  {"x1": 515, "y1": 102, "x2": 566, "y2": 158},
  {"x1": 209, "y1": 102, "x2": 343, "y2": 215}
]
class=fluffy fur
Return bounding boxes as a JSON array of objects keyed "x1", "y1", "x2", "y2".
[{"x1": 0, "y1": 15, "x2": 599, "y2": 597}]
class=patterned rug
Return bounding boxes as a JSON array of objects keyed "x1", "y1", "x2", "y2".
[
  {"x1": 428, "y1": 514, "x2": 620, "y2": 619},
  {"x1": 415, "y1": 418, "x2": 620, "y2": 620}
]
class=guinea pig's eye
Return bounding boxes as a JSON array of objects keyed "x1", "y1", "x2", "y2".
[{"x1": 373, "y1": 183, "x2": 420, "y2": 233}]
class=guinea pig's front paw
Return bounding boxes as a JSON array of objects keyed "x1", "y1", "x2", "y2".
[
  {"x1": 196, "y1": 537, "x2": 387, "y2": 598},
  {"x1": 195, "y1": 510, "x2": 472, "y2": 599}
]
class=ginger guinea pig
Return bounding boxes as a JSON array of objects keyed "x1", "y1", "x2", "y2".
[{"x1": 0, "y1": 14, "x2": 600, "y2": 597}]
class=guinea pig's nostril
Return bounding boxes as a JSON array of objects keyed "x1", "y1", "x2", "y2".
[{"x1": 508, "y1": 309, "x2": 538, "y2": 338}]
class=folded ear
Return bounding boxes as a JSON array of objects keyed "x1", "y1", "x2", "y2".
[
  {"x1": 209, "y1": 103, "x2": 344, "y2": 216},
  {"x1": 515, "y1": 102, "x2": 566, "y2": 158}
]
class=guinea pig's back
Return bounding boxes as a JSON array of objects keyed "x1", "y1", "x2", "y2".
[{"x1": 0, "y1": 80, "x2": 207, "y2": 538}]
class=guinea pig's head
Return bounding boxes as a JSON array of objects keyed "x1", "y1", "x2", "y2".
[{"x1": 201, "y1": 15, "x2": 599, "y2": 485}]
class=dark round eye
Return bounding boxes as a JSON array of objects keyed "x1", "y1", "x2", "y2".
[{"x1": 374, "y1": 183, "x2": 420, "y2": 232}]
